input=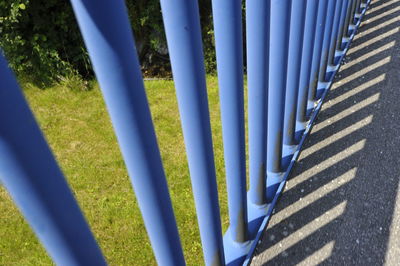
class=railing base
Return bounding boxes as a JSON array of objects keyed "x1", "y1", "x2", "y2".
[{"x1": 223, "y1": 200, "x2": 269, "y2": 265}]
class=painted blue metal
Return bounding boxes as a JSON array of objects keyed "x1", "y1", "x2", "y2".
[
  {"x1": 218, "y1": 1, "x2": 272, "y2": 264},
  {"x1": 318, "y1": 0, "x2": 337, "y2": 86},
  {"x1": 355, "y1": 0, "x2": 362, "y2": 16},
  {"x1": 297, "y1": 0, "x2": 320, "y2": 123},
  {"x1": 0, "y1": 0, "x2": 373, "y2": 264},
  {"x1": 308, "y1": 0, "x2": 328, "y2": 106},
  {"x1": 68, "y1": 1, "x2": 185, "y2": 265},
  {"x1": 159, "y1": 0, "x2": 225, "y2": 265},
  {"x1": 212, "y1": 0, "x2": 248, "y2": 244},
  {"x1": 336, "y1": 0, "x2": 351, "y2": 52},
  {"x1": 351, "y1": 0, "x2": 361, "y2": 25},
  {"x1": 266, "y1": 0, "x2": 292, "y2": 202},
  {"x1": 283, "y1": 0, "x2": 307, "y2": 148},
  {"x1": 343, "y1": 0, "x2": 356, "y2": 41},
  {"x1": 359, "y1": 0, "x2": 368, "y2": 14},
  {"x1": 247, "y1": 0, "x2": 270, "y2": 207},
  {"x1": 0, "y1": 54, "x2": 106, "y2": 265},
  {"x1": 244, "y1": 2, "x2": 371, "y2": 264},
  {"x1": 327, "y1": 0, "x2": 345, "y2": 70}
]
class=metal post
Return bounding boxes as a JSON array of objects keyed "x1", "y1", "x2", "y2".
[
  {"x1": 336, "y1": 0, "x2": 351, "y2": 52},
  {"x1": 360, "y1": 0, "x2": 369, "y2": 14},
  {"x1": 354, "y1": 0, "x2": 362, "y2": 15},
  {"x1": 343, "y1": 0, "x2": 356, "y2": 39},
  {"x1": 247, "y1": 0, "x2": 270, "y2": 206},
  {"x1": 283, "y1": 0, "x2": 307, "y2": 147},
  {"x1": 317, "y1": 0, "x2": 337, "y2": 85},
  {"x1": 69, "y1": 0, "x2": 185, "y2": 265},
  {"x1": 308, "y1": 0, "x2": 328, "y2": 105},
  {"x1": 323, "y1": 0, "x2": 345, "y2": 81},
  {"x1": 359, "y1": 0, "x2": 366, "y2": 14},
  {"x1": 266, "y1": 0, "x2": 292, "y2": 202},
  {"x1": 211, "y1": 0, "x2": 248, "y2": 243},
  {"x1": 297, "y1": 0, "x2": 319, "y2": 123},
  {"x1": 351, "y1": 0, "x2": 361, "y2": 25},
  {"x1": 159, "y1": 0, "x2": 225, "y2": 265},
  {"x1": 0, "y1": 54, "x2": 106, "y2": 265},
  {"x1": 328, "y1": 0, "x2": 345, "y2": 68}
]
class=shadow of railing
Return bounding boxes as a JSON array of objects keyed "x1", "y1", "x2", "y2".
[{"x1": 252, "y1": 0, "x2": 400, "y2": 264}]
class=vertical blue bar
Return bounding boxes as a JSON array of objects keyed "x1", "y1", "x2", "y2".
[
  {"x1": 351, "y1": 0, "x2": 361, "y2": 25},
  {"x1": 327, "y1": 0, "x2": 345, "y2": 68},
  {"x1": 266, "y1": 0, "x2": 292, "y2": 202},
  {"x1": 212, "y1": 0, "x2": 248, "y2": 243},
  {"x1": 360, "y1": 0, "x2": 370, "y2": 13},
  {"x1": 247, "y1": 0, "x2": 270, "y2": 206},
  {"x1": 69, "y1": 1, "x2": 185, "y2": 265},
  {"x1": 283, "y1": 0, "x2": 307, "y2": 147},
  {"x1": 158, "y1": 0, "x2": 225, "y2": 265},
  {"x1": 360, "y1": 0, "x2": 367, "y2": 14},
  {"x1": 336, "y1": 0, "x2": 351, "y2": 52},
  {"x1": 354, "y1": 0, "x2": 362, "y2": 15},
  {"x1": 317, "y1": 0, "x2": 337, "y2": 84},
  {"x1": 0, "y1": 54, "x2": 106, "y2": 265},
  {"x1": 297, "y1": 0, "x2": 319, "y2": 123},
  {"x1": 308, "y1": 0, "x2": 328, "y2": 104},
  {"x1": 343, "y1": 0, "x2": 356, "y2": 38}
]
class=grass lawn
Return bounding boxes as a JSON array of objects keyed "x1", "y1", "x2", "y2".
[{"x1": 0, "y1": 76, "x2": 249, "y2": 265}]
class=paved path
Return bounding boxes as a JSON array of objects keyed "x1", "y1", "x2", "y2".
[{"x1": 252, "y1": 0, "x2": 400, "y2": 265}]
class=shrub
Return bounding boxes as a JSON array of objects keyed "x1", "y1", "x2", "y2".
[
  {"x1": 0, "y1": 0, "x2": 217, "y2": 85},
  {"x1": 0, "y1": 0, "x2": 91, "y2": 86}
]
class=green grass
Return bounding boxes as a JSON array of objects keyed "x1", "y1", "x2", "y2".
[{"x1": 0, "y1": 76, "x2": 243, "y2": 265}]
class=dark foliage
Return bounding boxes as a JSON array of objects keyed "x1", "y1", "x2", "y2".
[{"x1": 0, "y1": 0, "x2": 218, "y2": 85}]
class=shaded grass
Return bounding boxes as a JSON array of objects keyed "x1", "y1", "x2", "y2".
[{"x1": 0, "y1": 76, "x2": 246, "y2": 265}]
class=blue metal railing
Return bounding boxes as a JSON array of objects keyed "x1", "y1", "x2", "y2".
[{"x1": 0, "y1": 0, "x2": 371, "y2": 265}]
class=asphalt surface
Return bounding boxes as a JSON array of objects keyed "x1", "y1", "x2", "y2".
[{"x1": 251, "y1": 0, "x2": 400, "y2": 265}]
